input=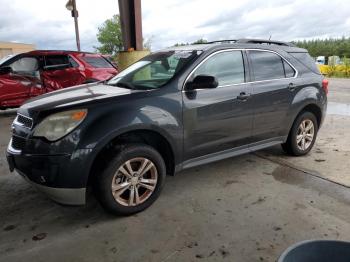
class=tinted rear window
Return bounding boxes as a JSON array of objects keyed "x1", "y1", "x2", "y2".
[
  {"x1": 82, "y1": 56, "x2": 113, "y2": 68},
  {"x1": 289, "y1": 52, "x2": 320, "y2": 74},
  {"x1": 249, "y1": 51, "x2": 285, "y2": 81}
]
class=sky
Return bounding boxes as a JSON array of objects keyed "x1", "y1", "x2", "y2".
[{"x1": 0, "y1": 0, "x2": 349, "y2": 52}]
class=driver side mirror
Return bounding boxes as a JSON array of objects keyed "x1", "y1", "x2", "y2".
[
  {"x1": 0, "y1": 66, "x2": 13, "y2": 75},
  {"x1": 186, "y1": 74, "x2": 218, "y2": 90}
]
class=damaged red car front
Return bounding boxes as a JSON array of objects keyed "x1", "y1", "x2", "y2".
[{"x1": 0, "y1": 50, "x2": 118, "y2": 109}]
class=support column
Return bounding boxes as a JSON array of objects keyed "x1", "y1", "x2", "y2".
[{"x1": 117, "y1": 0, "x2": 149, "y2": 70}]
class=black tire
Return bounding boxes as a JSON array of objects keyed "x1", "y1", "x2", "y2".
[
  {"x1": 282, "y1": 111, "x2": 318, "y2": 156},
  {"x1": 95, "y1": 144, "x2": 166, "y2": 215}
]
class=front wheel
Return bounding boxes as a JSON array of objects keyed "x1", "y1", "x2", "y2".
[
  {"x1": 95, "y1": 144, "x2": 166, "y2": 215},
  {"x1": 282, "y1": 111, "x2": 318, "y2": 156}
]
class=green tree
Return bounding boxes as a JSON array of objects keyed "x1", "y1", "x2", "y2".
[
  {"x1": 192, "y1": 38, "x2": 208, "y2": 44},
  {"x1": 95, "y1": 15, "x2": 123, "y2": 55},
  {"x1": 293, "y1": 37, "x2": 350, "y2": 58},
  {"x1": 173, "y1": 38, "x2": 208, "y2": 46}
]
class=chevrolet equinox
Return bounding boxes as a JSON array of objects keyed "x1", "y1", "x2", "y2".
[{"x1": 6, "y1": 39, "x2": 328, "y2": 215}]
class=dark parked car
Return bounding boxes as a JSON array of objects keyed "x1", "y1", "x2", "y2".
[
  {"x1": 6, "y1": 39, "x2": 328, "y2": 215},
  {"x1": 0, "y1": 50, "x2": 118, "y2": 109}
]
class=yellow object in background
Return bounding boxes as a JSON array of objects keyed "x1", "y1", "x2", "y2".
[
  {"x1": 318, "y1": 65, "x2": 328, "y2": 75},
  {"x1": 117, "y1": 50, "x2": 150, "y2": 71},
  {"x1": 317, "y1": 64, "x2": 350, "y2": 77}
]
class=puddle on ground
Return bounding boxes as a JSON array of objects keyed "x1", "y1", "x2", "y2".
[
  {"x1": 271, "y1": 166, "x2": 306, "y2": 185},
  {"x1": 327, "y1": 102, "x2": 350, "y2": 116},
  {"x1": 269, "y1": 165, "x2": 350, "y2": 205}
]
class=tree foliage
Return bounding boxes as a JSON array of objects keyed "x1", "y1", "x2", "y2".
[
  {"x1": 294, "y1": 37, "x2": 350, "y2": 58},
  {"x1": 173, "y1": 38, "x2": 208, "y2": 46},
  {"x1": 95, "y1": 15, "x2": 123, "y2": 55}
]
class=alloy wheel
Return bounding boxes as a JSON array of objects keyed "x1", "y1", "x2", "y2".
[
  {"x1": 111, "y1": 157, "x2": 158, "y2": 207},
  {"x1": 296, "y1": 119, "x2": 315, "y2": 151}
]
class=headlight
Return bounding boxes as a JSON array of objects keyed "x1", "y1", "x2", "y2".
[{"x1": 33, "y1": 109, "x2": 87, "y2": 141}]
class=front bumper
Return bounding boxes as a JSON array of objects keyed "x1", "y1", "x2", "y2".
[
  {"x1": 6, "y1": 140, "x2": 88, "y2": 206},
  {"x1": 17, "y1": 169, "x2": 86, "y2": 205}
]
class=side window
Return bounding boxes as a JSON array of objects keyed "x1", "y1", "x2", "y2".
[
  {"x1": 249, "y1": 51, "x2": 285, "y2": 81},
  {"x1": 283, "y1": 60, "x2": 296, "y2": 78},
  {"x1": 192, "y1": 51, "x2": 245, "y2": 86},
  {"x1": 289, "y1": 52, "x2": 320, "y2": 74},
  {"x1": 81, "y1": 56, "x2": 113, "y2": 68},
  {"x1": 9, "y1": 57, "x2": 39, "y2": 72},
  {"x1": 68, "y1": 56, "x2": 79, "y2": 68},
  {"x1": 45, "y1": 55, "x2": 70, "y2": 66}
]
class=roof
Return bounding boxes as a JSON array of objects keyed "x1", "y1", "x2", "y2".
[
  {"x1": 162, "y1": 39, "x2": 307, "y2": 53},
  {"x1": 26, "y1": 50, "x2": 97, "y2": 56}
]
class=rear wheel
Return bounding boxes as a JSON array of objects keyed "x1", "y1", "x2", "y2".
[
  {"x1": 95, "y1": 144, "x2": 166, "y2": 215},
  {"x1": 282, "y1": 111, "x2": 318, "y2": 156}
]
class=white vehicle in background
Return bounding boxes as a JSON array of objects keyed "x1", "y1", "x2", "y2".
[
  {"x1": 328, "y1": 56, "x2": 341, "y2": 65},
  {"x1": 316, "y1": 56, "x2": 325, "y2": 65}
]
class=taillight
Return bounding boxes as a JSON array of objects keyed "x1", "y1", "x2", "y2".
[{"x1": 322, "y1": 79, "x2": 329, "y2": 95}]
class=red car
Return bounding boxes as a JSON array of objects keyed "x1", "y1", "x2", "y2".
[{"x1": 0, "y1": 50, "x2": 118, "y2": 109}]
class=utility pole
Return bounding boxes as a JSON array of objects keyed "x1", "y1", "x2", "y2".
[{"x1": 66, "y1": 0, "x2": 81, "y2": 51}]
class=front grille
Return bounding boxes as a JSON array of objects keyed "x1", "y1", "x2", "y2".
[
  {"x1": 15, "y1": 114, "x2": 33, "y2": 129},
  {"x1": 11, "y1": 136, "x2": 26, "y2": 151}
]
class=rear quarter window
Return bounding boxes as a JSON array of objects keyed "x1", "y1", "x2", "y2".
[
  {"x1": 289, "y1": 52, "x2": 320, "y2": 74},
  {"x1": 82, "y1": 56, "x2": 113, "y2": 68}
]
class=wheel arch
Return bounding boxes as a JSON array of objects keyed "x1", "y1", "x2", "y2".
[
  {"x1": 286, "y1": 102, "x2": 323, "y2": 142},
  {"x1": 87, "y1": 129, "x2": 176, "y2": 187},
  {"x1": 298, "y1": 103, "x2": 322, "y2": 127}
]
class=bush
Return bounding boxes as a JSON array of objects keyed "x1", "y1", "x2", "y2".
[{"x1": 317, "y1": 57, "x2": 350, "y2": 78}]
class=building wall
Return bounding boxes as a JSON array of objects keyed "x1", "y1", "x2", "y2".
[{"x1": 0, "y1": 42, "x2": 36, "y2": 59}]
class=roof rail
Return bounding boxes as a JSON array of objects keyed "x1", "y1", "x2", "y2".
[
  {"x1": 28, "y1": 50, "x2": 94, "y2": 54},
  {"x1": 236, "y1": 38, "x2": 295, "y2": 47},
  {"x1": 206, "y1": 39, "x2": 237, "y2": 44}
]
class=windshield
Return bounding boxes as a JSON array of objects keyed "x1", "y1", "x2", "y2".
[
  {"x1": 0, "y1": 54, "x2": 15, "y2": 66},
  {"x1": 107, "y1": 50, "x2": 200, "y2": 90}
]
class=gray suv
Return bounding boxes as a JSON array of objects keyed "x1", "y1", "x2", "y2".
[{"x1": 6, "y1": 39, "x2": 328, "y2": 215}]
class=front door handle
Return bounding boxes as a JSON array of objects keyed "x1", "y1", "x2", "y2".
[
  {"x1": 288, "y1": 83, "x2": 296, "y2": 91},
  {"x1": 237, "y1": 92, "x2": 251, "y2": 101}
]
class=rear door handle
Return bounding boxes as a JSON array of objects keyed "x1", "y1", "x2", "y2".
[
  {"x1": 237, "y1": 92, "x2": 251, "y2": 101},
  {"x1": 288, "y1": 83, "x2": 296, "y2": 91}
]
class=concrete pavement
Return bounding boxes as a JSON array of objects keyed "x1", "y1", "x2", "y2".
[{"x1": 0, "y1": 79, "x2": 350, "y2": 262}]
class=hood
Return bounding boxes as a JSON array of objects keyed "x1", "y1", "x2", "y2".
[{"x1": 20, "y1": 83, "x2": 140, "y2": 114}]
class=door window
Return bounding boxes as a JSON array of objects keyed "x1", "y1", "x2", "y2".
[
  {"x1": 283, "y1": 60, "x2": 296, "y2": 78},
  {"x1": 249, "y1": 51, "x2": 291, "y2": 81},
  {"x1": 9, "y1": 57, "x2": 39, "y2": 73},
  {"x1": 192, "y1": 51, "x2": 245, "y2": 86},
  {"x1": 45, "y1": 55, "x2": 70, "y2": 66},
  {"x1": 81, "y1": 56, "x2": 113, "y2": 68}
]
